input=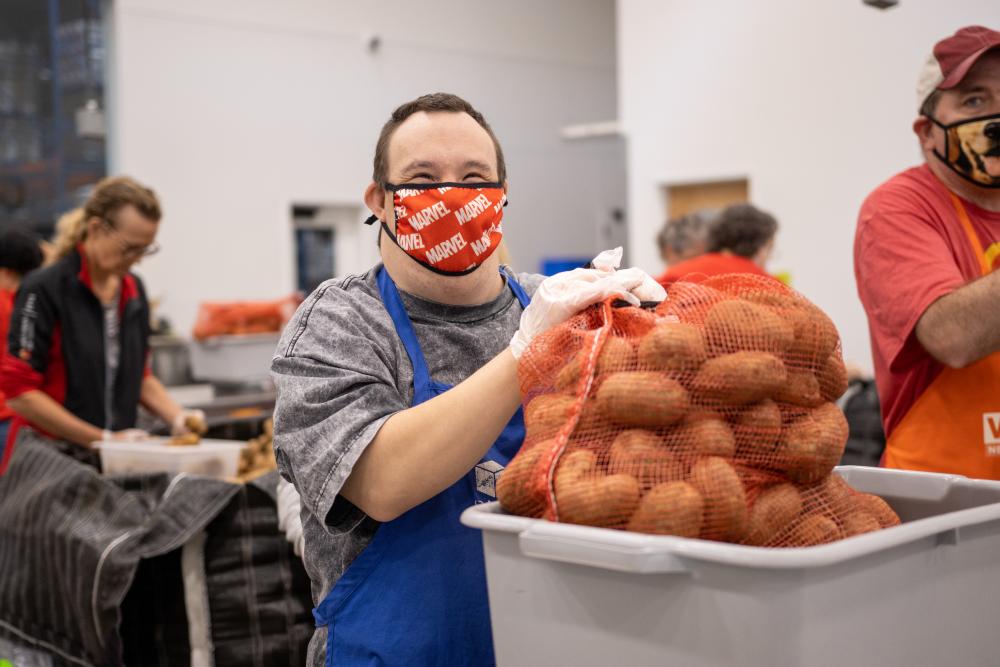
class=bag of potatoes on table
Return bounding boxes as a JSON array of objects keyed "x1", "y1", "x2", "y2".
[{"x1": 498, "y1": 274, "x2": 900, "y2": 547}]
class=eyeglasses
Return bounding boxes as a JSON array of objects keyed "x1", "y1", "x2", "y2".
[{"x1": 102, "y1": 219, "x2": 160, "y2": 258}]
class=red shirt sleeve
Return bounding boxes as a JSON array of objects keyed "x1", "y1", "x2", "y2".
[
  {"x1": 854, "y1": 187, "x2": 965, "y2": 373},
  {"x1": 0, "y1": 283, "x2": 55, "y2": 399},
  {"x1": 0, "y1": 290, "x2": 14, "y2": 420},
  {"x1": 0, "y1": 290, "x2": 13, "y2": 362}
]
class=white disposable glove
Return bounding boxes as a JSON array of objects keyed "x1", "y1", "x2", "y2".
[
  {"x1": 590, "y1": 247, "x2": 666, "y2": 303},
  {"x1": 276, "y1": 477, "x2": 305, "y2": 558},
  {"x1": 172, "y1": 409, "x2": 208, "y2": 437},
  {"x1": 590, "y1": 247, "x2": 624, "y2": 272},
  {"x1": 510, "y1": 273, "x2": 651, "y2": 361},
  {"x1": 617, "y1": 267, "x2": 667, "y2": 303},
  {"x1": 104, "y1": 428, "x2": 150, "y2": 443}
]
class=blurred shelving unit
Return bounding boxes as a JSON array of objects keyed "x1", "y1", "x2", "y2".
[{"x1": 0, "y1": 0, "x2": 107, "y2": 236}]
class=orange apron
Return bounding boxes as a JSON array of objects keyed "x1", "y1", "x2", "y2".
[{"x1": 883, "y1": 192, "x2": 1000, "y2": 479}]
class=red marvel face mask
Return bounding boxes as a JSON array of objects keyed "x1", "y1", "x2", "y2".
[{"x1": 365, "y1": 182, "x2": 506, "y2": 276}]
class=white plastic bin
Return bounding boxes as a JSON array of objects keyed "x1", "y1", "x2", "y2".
[
  {"x1": 189, "y1": 333, "x2": 280, "y2": 383},
  {"x1": 461, "y1": 466, "x2": 1000, "y2": 667},
  {"x1": 95, "y1": 439, "x2": 244, "y2": 478}
]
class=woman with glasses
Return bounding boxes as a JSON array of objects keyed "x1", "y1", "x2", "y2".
[{"x1": 0, "y1": 176, "x2": 202, "y2": 470}]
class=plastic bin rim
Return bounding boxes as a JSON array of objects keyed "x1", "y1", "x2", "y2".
[
  {"x1": 192, "y1": 332, "x2": 282, "y2": 348},
  {"x1": 462, "y1": 466, "x2": 1000, "y2": 572},
  {"x1": 93, "y1": 439, "x2": 246, "y2": 453}
]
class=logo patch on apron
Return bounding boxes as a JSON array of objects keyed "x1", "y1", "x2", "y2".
[
  {"x1": 984, "y1": 413, "x2": 1000, "y2": 455},
  {"x1": 474, "y1": 461, "x2": 504, "y2": 500}
]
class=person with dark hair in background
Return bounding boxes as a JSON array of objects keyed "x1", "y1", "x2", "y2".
[
  {"x1": 658, "y1": 202, "x2": 778, "y2": 285},
  {"x1": 655, "y1": 210, "x2": 713, "y2": 276},
  {"x1": 855, "y1": 26, "x2": 1000, "y2": 478},
  {"x1": 0, "y1": 227, "x2": 44, "y2": 455}
]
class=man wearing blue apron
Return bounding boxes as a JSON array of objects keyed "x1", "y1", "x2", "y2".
[{"x1": 271, "y1": 93, "x2": 663, "y2": 666}]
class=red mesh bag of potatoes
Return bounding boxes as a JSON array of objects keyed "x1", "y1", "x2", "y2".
[
  {"x1": 497, "y1": 274, "x2": 900, "y2": 547},
  {"x1": 192, "y1": 295, "x2": 301, "y2": 340}
]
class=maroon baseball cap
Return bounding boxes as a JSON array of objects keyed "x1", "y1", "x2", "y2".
[{"x1": 916, "y1": 25, "x2": 1000, "y2": 111}]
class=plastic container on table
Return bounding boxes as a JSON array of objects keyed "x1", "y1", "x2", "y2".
[
  {"x1": 461, "y1": 466, "x2": 1000, "y2": 667},
  {"x1": 188, "y1": 333, "x2": 280, "y2": 384},
  {"x1": 95, "y1": 439, "x2": 244, "y2": 478}
]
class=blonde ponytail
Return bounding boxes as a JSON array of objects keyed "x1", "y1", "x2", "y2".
[
  {"x1": 47, "y1": 176, "x2": 162, "y2": 265},
  {"x1": 49, "y1": 208, "x2": 88, "y2": 264}
]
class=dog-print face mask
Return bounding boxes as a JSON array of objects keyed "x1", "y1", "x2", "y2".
[{"x1": 930, "y1": 113, "x2": 1000, "y2": 188}]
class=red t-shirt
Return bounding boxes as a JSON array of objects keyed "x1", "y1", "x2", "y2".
[
  {"x1": 0, "y1": 288, "x2": 14, "y2": 422},
  {"x1": 657, "y1": 252, "x2": 773, "y2": 286},
  {"x1": 855, "y1": 164, "x2": 1000, "y2": 438}
]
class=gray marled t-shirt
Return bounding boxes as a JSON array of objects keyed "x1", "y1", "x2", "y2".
[{"x1": 271, "y1": 263, "x2": 541, "y2": 665}]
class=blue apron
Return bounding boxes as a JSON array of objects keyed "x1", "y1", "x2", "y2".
[{"x1": 313, "y1": 267, "x2": 531, "y2": 666}]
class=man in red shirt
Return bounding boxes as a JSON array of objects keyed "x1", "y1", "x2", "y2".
[
  {"x1": 658, "y1": 203, "x2": 778, "y2": 285},
  {"x1": 855, "y1": 26, "x2": 1000, "y2": 478},
  {"x1": 0, "y1": 228, "x2": 43, "y2": 453}
]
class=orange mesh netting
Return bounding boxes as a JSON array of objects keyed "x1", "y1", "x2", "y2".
[
  {"x1": 497, "y1": 274, "x2": 900, "y2": 547},
  {"x1": 192, "y1": 296, "x2": 301, "y2": 341}
]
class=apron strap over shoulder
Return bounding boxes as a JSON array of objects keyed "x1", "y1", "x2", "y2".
[
  {"x1": 948, "y1": 192, "x2": 991, "y2": 277},
  {"x1": 377, "y1": 266, "x2": 533, "y2": 394},
  {"x1": 377, "y1": 267, "x2": 434, "y2": 391}
]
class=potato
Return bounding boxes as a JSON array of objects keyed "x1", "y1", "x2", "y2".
[
  {"x1": 704, "y1": 300, "x2": 794, "y2": 354},
  {"x1": 733, "y1": 399, "x2": 782, "y2": 458},
  {"x1": 741, "y1": 291, "x2": 798, "y2": 309},
  {"x1": 185, "y1": 413, "x2": 208, "y2": 436},
  {"x1": 555, "y1": 336, "x2": 637, "y2": 393},
  {"x1": 741, "y1": 293, "x2": 837, "y2": 359},
  {"x1": 555, "y1": 450, "x2": 641, "y2": 527},
  {"x1": 554, "y1": 359, "x2": 582, "y2": 394},
  {"x1": 555, "y1": 449, "x2": 598, "y2": 481},
  {"x1": 524, "y1": 394, "x2": 575, "y2": 441},
  {"x1": 169, "y1": 432, "x2": 201, "y2": 446},
  {"x1": 812, "y1": 402, "x2": 849, "y2": 456},
  {"x1": 608, "y1": 429, "x2": 681, "y2": 490},
  {"x1": 817, "y1": 353, "x2": 848, "y2": 402},
  {"x1": 819, "y1": 473, "x2": 854, "y2": 508},
  {"x1": 689, "y1": 457, "x2": 748, "y2": 542},
  {"x1": 524, "y1": 394, "x2": 603, "y2": 441},
  {"x1": 497, "y1": 441, "x2": 549, "y2": 517},
  {"x1": 252, "y1": 451, "x2": 271, "y2": 469},
  {"x1": 786, "y1": 305, "x2": 839, "y2": 364},
  {"x1": 855, "y1": 493, "x2": 901, "y2": 528},
  {"x1": 736, "y1": 399, "x2": 783, "y2": 432},
  {"x1": 692, "y1": 352, "x2": 788, "y2": 405},
  {"x1": 783, "y1": 514, "x2": 842, "y2": 547},
  {"x1": 775, "y1": 403, "x2": 847, "y2": 484},
  {"x1": 744, "y1": 483, "x2": 803, "y2": 546},
  {"x1": 627, "y1": 482, "x2": 704, "y2": 537},
  {"x1": 615, "y1": 306, "x2": 660, "y2": 337},
  {"x1": 842, "y1": 512, "x2": 881, "y2": 537},
  {"x1": 774, "y1": 369, "x2": 824, "y2": 408},
  {"x1": 595, "y1": 372, "x2": 690, "y2": 428},
  {"x1": 672, "y1": 418, "x2": 736, "y2": 458},
  {"x1": 637, "y1": 322, "x2": 706, "y2": 371},
  {"x1": 662, "y1": 282, "x2": 724, "y2": 318}
]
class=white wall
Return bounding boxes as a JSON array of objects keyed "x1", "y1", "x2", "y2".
[
  {"x1": 618, "y1": 0, "x2": 1000, "y2": 371},
  {"x1": 109, "y1": 0, "x2": 618, "y2": 336}
]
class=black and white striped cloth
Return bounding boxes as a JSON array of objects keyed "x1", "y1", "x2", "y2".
[{"x1": 0, "y1": 430, "x2": 241, "y2": 665}]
